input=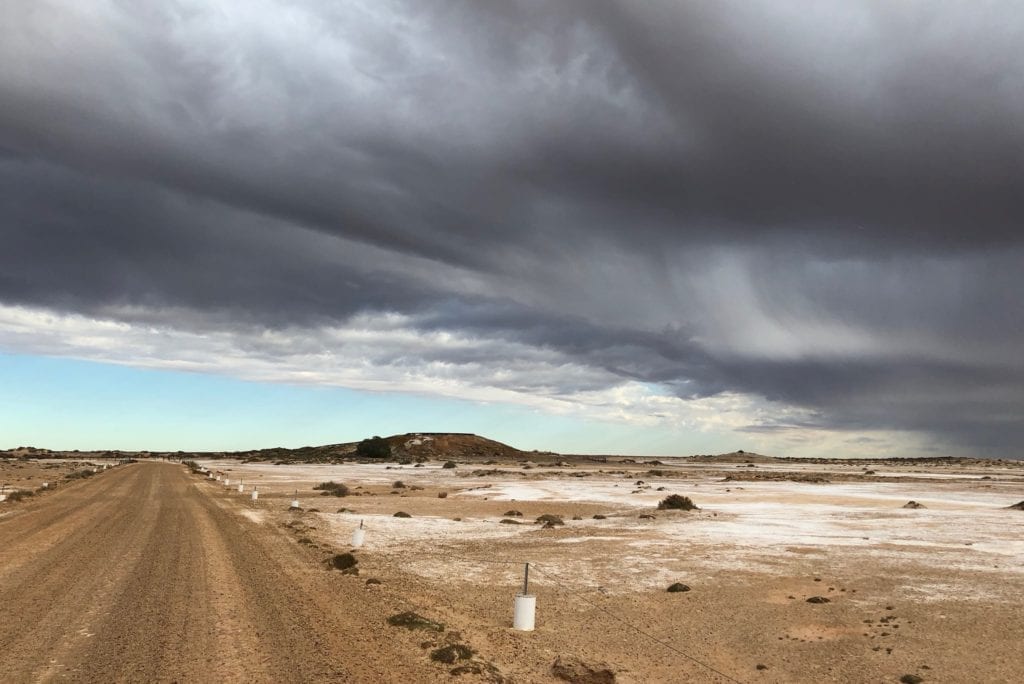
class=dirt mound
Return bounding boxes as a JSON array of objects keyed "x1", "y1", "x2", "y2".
[
  {"x1": 386, "y1": 433, "x2": 526, "y2": 461},
  {"x1": 686, "y1": 450, "x2": 776, "y2": 464}
]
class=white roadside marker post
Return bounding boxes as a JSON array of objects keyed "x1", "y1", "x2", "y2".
[
  {"x1": 351, "y1": 519, "x2": 366, "y2": 548},
  {"x1": 290, "y1": 490, "x2": 300, "y2": 509},
  {"x1": 238, "y1": 481, "x2": 244, "y2": 494},
  {"x1": 513, "y1": 563, "x2": 536, "y2": 631},
  {"x1": 251, "y1": 488, "x2": 259, "y2": 503}
]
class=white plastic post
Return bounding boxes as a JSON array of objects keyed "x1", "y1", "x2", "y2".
[
  {"x1": 251, "y1": 489, "x2": 259, "y2": 502},
  {"x1": 42, "y1": 482, "x2": 49, "y2": 489},
  {"x1": 351, "y1": 520, "x2": 366, "y2": 548},
  {"x1": 238, "y1": 482, "x2": 244, "y2": 493},
  {"x1": 513, "y1": 563, "x2": 536, "y2": 631},
  {"x1": 290, "y1": 499, "x2": 300, "y2": 509},
  {"x1": 514, "y1": 595, "x2": 536, "y2": 631},
  {"x1": 224, "y1": 478, "x2": 230, "y2": 487}
]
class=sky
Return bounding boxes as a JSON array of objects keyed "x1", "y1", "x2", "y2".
[{"x1": 1, "y1": 1, "x2": 1022, "y2": 458}]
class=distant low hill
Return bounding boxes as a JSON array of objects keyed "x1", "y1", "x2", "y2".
[{"x1": 225, "y1": 432, "x2": 530, "y2": 463}]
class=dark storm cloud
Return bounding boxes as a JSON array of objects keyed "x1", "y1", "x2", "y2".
[{"x1": 1, "y1": 0, "x2": 1023, "y2": 454}]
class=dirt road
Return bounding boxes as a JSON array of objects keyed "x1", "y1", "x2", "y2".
[{"x1": 0, "y1": 462, "x2": 450, "y2": 683}]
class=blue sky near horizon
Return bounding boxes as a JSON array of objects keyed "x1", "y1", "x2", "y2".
[{"x1": 0, "y1": 352, "x2": 731, "y2": 455}]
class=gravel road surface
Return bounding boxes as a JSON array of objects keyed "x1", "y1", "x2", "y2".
[{"x1": 0, "y1": 462, "x2": 445, "y2": 683}]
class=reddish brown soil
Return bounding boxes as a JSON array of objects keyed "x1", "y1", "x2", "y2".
[{"x1": 0, "y1": 463, "x2": 468, "y2": 682}]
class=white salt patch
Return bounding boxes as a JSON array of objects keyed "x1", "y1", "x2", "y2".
[{"x1": 239, "y1": 510, "x2": 266, "y2": 524}]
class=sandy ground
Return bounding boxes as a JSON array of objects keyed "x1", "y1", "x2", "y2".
[
  {"x1": 0, "y1": 458, "x2": 111, "y2": 501},
  {"x1": 2, "y1": 458, "x2": 1022, "y2": 683},
  {"x1": 193, "y1": 457, "x2": 1024, "y2": 683}
]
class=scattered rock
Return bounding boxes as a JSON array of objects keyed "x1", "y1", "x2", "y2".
[
  {"x1": 900, "y1": 675, "x2": 924, "y2": 684},
  {"x1": 638, "y1": 514, "x2": 656, "y2": 520},
  {"x1": 667, "y1": 583, "x2": 691, "y2": 593},
  {"x1": 592, "y1": 514, "x2": 607, "y2": 520},
  {"x1": 756, "y1": 664, "x2": 768, "y2": 671},
  {"x1": 394, "y1": 511, "x2": 412, "y2": 518},
  {"x1": 806, "y1": 596, "x2": 831, "y2": 604},
  {"x1": 903, "y1": 501, "x2": 926, "y2": 509},
  {"x1": 551, "y1": 655, "x2": 617, "y2": 684},
  {"x1": 499, "y1": 518, "x2": 523, "y2": 525},
  {"x1": 535, "y1": 514, "x2": 564, "y2": 526},
  {"x1": 442, "y1": 461, "x2": 457, "y2": 469},
  {"x1": 572, "y1": 515, "x2": 583, "y2": 520},
  {"x1": 503, "y1": 510, "x2": 524, "y2": 517},
  {"x1": 437, "y1": 492, "x2": 448, "y2": 498},
  {"x1": 365, "y1": 578, "x2": 382, "y2": 585}
]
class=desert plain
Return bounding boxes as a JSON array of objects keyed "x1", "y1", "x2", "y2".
[{"x1": 1, "y1": 444, "x2": 1022, "y2": 683}]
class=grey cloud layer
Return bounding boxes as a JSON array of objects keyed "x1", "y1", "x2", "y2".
[{"x1": 2, "y1": 1, "x2": 1022, "y2": 454}]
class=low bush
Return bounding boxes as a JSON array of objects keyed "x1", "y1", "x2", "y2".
[
  {"x1": 356, "y1": 436, "x2": 391, "y2": 459},
  {"x1": 657, "y1": 494, "x2": 698, "y2": 511},
  {"x1": 313, "y1": 481, "x2": 349, "y2": 497},
  {"x1": 430, "y1": 644, "x2": 474, "y2": 664},
  {"x1": 442, "y1": 461, "x2": 457, "y2": 469},
  {"x1": 535, "y1": 514, "x2": 564, "y2": 526},
  {"x1": 5, "y1": 490, "x2": 34, "y2": 502},
  {"x1": 328, "y1": 553, "x2": 358, "y2": 570},
  {"x1": 393, "y1": 511, "x2": 412, "y2": 518},
  {"x1": 387, "y1": 611, "x2": 444, "y2": 631}
]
